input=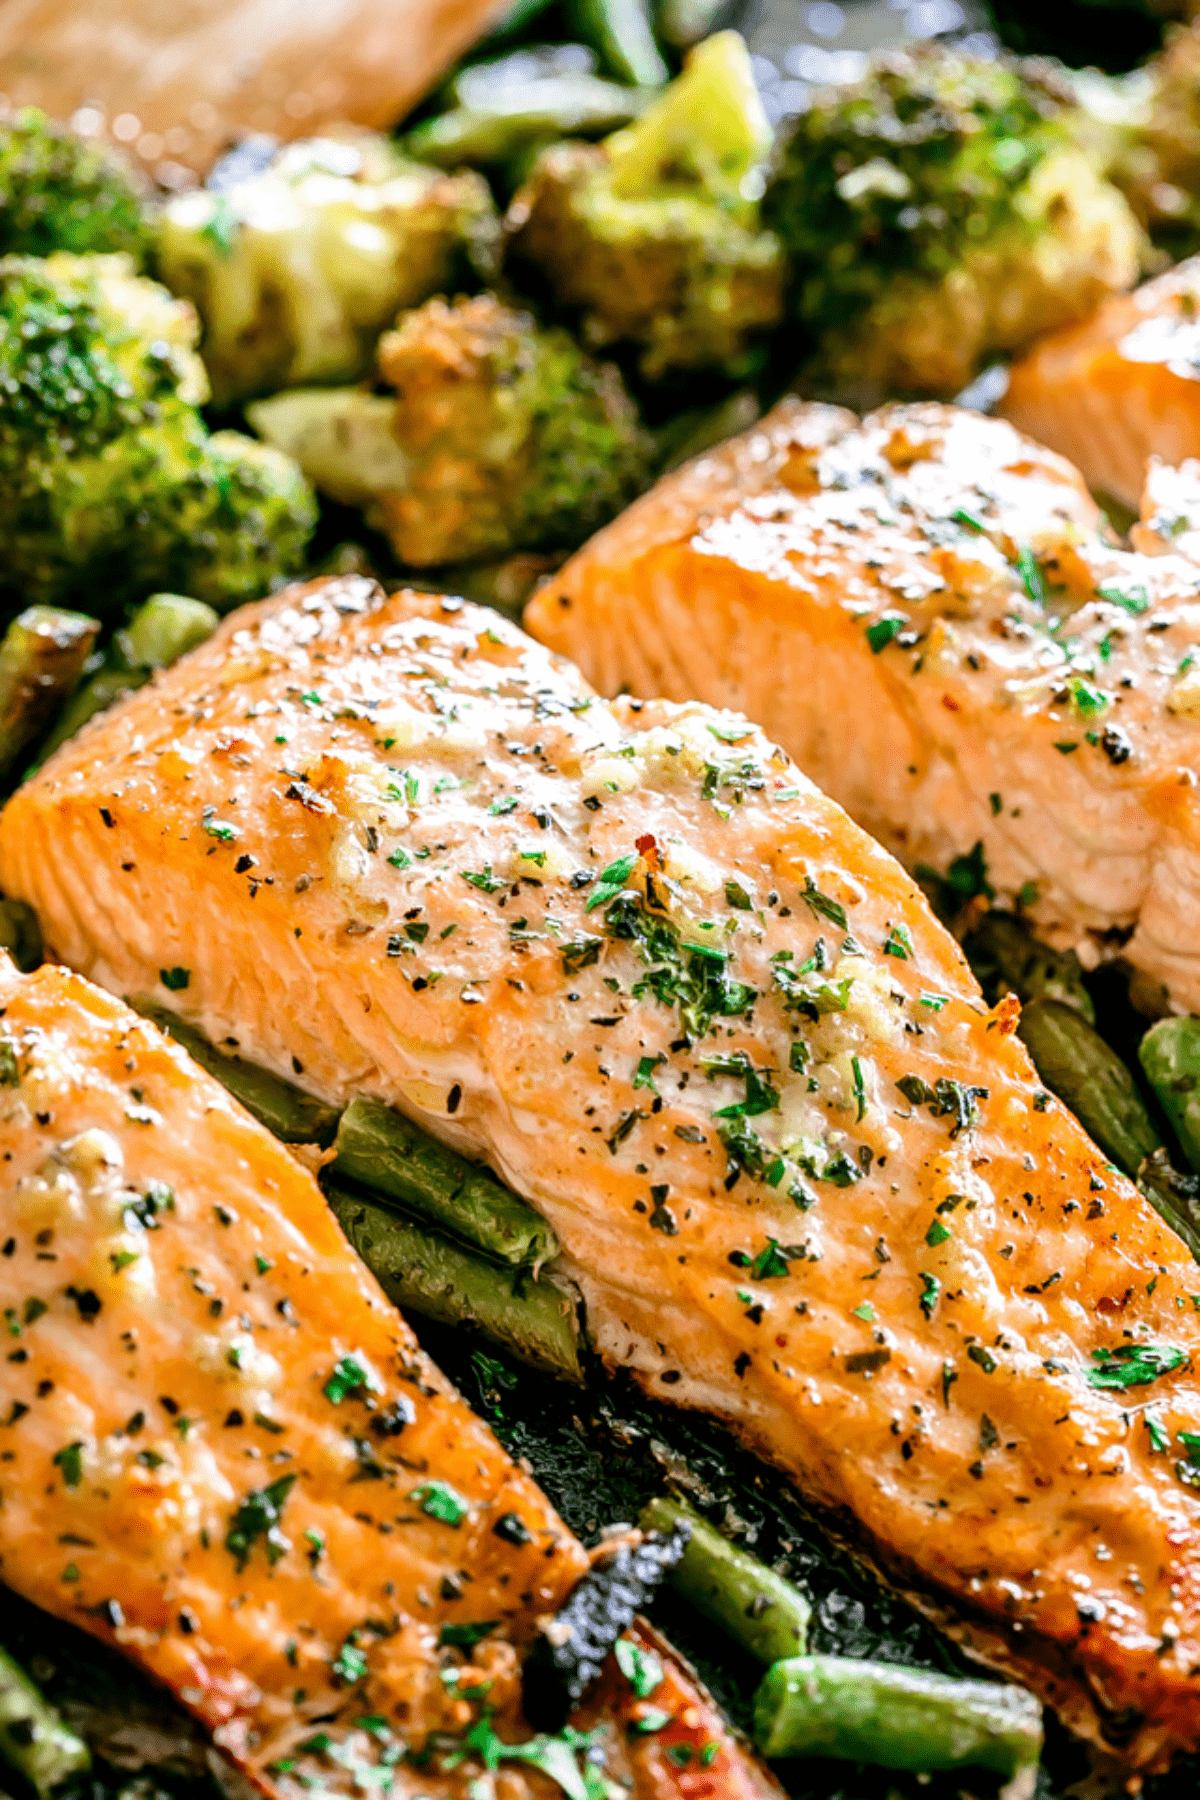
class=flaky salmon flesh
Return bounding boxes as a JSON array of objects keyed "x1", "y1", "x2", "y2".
[
  {"x1": 1002, "y1": 257, "x2": 1200, "y2": 512},
  {"x1": 7, "y1": 577, "x2": 1200, "y2": 1768},
  {"x1": 0, "y1": 955, "x2": 779, "y2": 1800},
  {"x1": 529, "y1": 398, "x2": 1200, "y2": 1018}
]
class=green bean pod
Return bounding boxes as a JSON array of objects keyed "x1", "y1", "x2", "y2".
[
  {"x1": 752, "y1": 1655, "x2": 1042, "y2": 1780},
  {"x1": 333, "y1": 1094, "x2": 558, "y2": 1268},
  {"x1": 40, "y1": 594, "x2": 219, "y2": 759},
  {"x1": 962, "y1": 911, "x2": 1094, "y2": 1023},
  {"x1": 0, "y1": 606, "x2": 99, "y2": 782},
  {"x1": 1139, "y1": 1016, "x2": 1200, "y2": 1173},
  {"x1": 1017, "y1": 995, "x2": 1159, "y2": 1176},
  {"x1": 407, "y1": 77, "x2": 650, "y2": 170},
  {"x1": 1138, "y1": 1147, "x2": 1200, "y2": 1263},
  {"x1": 639, "y1": 1496, "x2": 810, "y2": 1664},
  {"x1": 0, "y1": 1646, "x2": 90, "y2": 1796},
  {"x1": 128, "y1": 999, "x2": 341, "y2": 1146},
  {"x1": 328, "y1": 1184, "x2": 583, "y2": 1383},
  {"x1": 565, "y1": 0, "x2": 669, "y2": 87}
]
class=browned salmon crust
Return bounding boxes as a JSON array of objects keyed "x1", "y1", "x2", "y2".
[
  {"x1": 5, "y1": 579, "x2": 1200, "y2": 1767},
  {"x1": 529, "y1": 397, "x2": 1200, "y2": 1018},
  {"x1": 0, "y1": 955, "x2": 779, "y2": 1800},
  {"x1": 1002, "y1": 257, "x2": 1200, "y2": 511}
]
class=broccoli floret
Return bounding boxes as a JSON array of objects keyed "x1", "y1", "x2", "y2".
[
  {"x1": 249, "y1": 292, "x2": 650, "y2": 566},
  {"x1": 505, "y1": 32, "x2": 783, "y2": 381},
  {"x1": 0, "y1": 252, "x2": 316, "y2": 614},
  {"x1": 0, "y1": 107, "x2": 149, "y2": 260},
  {"x1": 763, "y1": 45, "x2": 1145, "y2": 398},
  {"x1": 156, "y1": 130, "x2": 501, "y2": 407}
]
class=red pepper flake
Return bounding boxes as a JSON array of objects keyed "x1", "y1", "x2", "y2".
[{"x1": 635, "y1": 833, "x2": 663, "y2": 869}]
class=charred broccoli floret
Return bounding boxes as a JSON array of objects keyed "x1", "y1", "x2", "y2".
[
  {"x1": 156, "y1": 131, "x2": 500, "y2": 406},
  {"x1": 505, "y1": 32, "x2": 783, "y2": 380},
  {"x1": 763, "y1": 46, "x2": 1145, "y2": 398},
  {"x1": 249, "y1": 292, "x2": 650, "y2": 566},
  {"x1": 0, "y1": 253, "x2": 316, "y2": 614},
  {"x1": 0, "y1": 107, "x2": 149, "y2": 260}
]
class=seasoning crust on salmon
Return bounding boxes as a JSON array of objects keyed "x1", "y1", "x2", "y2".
[
  {"x1": 528, "y1": 398, "x2": 1200, "y2": 1018},
  {"x1": 7, "y1": 578, "x2": 1200, "y2": 1767},
  {"x1": 0, "y1": 954, "x2": 777, "y2": 1800}
]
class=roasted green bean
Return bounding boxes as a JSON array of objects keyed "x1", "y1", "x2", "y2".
[
  {"x1": 639, "y1": 1495, "x2": 810, "y2": 1664},
  {"x1": 1139, "y1": 1015, "x2": 1200, "y2": 1173},
  {"x1": 333, "y1": 1094, "x2": 559, "y2": 1267},
  {"x1": 329, "y1": 1184, "x2": 583, "y2": 1382},
  {"x1": 962, "y1": 910, "x2": 1095, "y2": 1023},
  {"x1": 565, "y1": 0, "x2": 669, "y2": 87},
  {"x1": 1017, "y1": 995, "x2": 1160, "y2": 1176},
  {"x1": 753, "y1": 1655, "x2": 1042, "y2": 1782},
  {"x1": 0, "y1": 606, "x2": 98, "y2": 781},
  {"x1": 41, "y1": 593, "x2": 218, "y2": 758}
]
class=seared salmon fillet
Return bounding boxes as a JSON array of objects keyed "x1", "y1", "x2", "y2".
[
  {"x1": 528, "y1": 398, "x2": 1200, "y2": 1017},
  {"x1": 7, "y1": 577, "x2": 1200, "y2": 1767},
  {"x1": 0, "y1": 954, "x2": 778, "y2": 1800},
  {"x1": 1002, "y1": 258, "x2": 1200, "y2": 511}
]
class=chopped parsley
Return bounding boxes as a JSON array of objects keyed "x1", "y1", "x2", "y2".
[
  {"x1": 1014, "y1": 545, "x2": 1044, "y2": 604},
  {"x1": 561, "y1": 935, "x2": 603, "y2": 975},
  {"x1": 883, "y1": 924, "x2": 912, "y2": 960},
  {"x1": 226, "y1": 1473, "x2": 296, "y2": 1570},
  {"x1": 159, "y1": 967, "x2": 190, "y2": 991},
  {"x1": 462, "y1": 866, "x2": 506, "y2": 895},
  {"x1": 866, "y1": 613, "x2": 905, "y2": 653},
  {"x1": 52, "y1": 1442, "x2": 83, "y2": 1488},
  {"x1": 1086, "y1": 1344, "x2": 1188, "y2": 1391},
  {"x1": 586, "y1": 853, "x2": 639, "y2": 913},
  {"x1": 801, "y1": 877, "x2": 848, "y2": 930},
  {"x1": 1096, "y1": 581, "x2": 1148, "y2": 615},
  {"x1": 615, "y1": 1637, "x2": 664, "y2": 1698},
  {"x1": 324, "y1": 1354, "x2": 378, "y2": 1404},
  {"x1": 413, "y1": 1479, "x2": 470, "y2": 1525},
  {"x1": 897, "y1": 1074, "x2": 987, "y2": 1136}
]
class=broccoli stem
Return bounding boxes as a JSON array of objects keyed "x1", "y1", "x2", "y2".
[
  {"x1": 40, "y1": 593, "x2": 218, "y2": 759},
  {"x1": 0, "y1": 606, "x2": 98, "y2": 782},
  {"x1": 1017, "y1": 995, "x2": 1160, "y2": 1176},
  {"x1": 328, "y1": 1183, "x2": 584, "y2": 1382},
  {"x1": 332, "y1": 1094, "x2": 559, "y2": 1269},
  {"x1": 639, "y1": 1496, "x2": 810, "y2": 1664},
  {"x1": 566, "y1": 0, "x2": 669, "y2": 88},
  {"x1": 1139, "y1": 1016, "x2": 1200, "y2": 1173},
  {"x1": 752, "y1": 1655, "x2": 1042, "y2": 1782},
  {"x1": 127, "y1": 999, "x2": 341, "y2": 1146},
  {"x1": 0, "y1": 1645, "x2": 90, "y2": 1797}
]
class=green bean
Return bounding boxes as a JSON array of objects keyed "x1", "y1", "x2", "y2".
[
  {"x1": 655, "y1": 390, "x2": 760, "y2": 475},
  {"x1": 962, "y1": 911, "x2": 1094, "y2": 1024},
  {"x1": 1138, "y1": 1147, "x2": 1200, "y2": 1263},
  {"x1": 565, "y1": 0, "x2": 669, "y2": 87},
  {"x1": 328, "y1": 1184, "x2": 583, "y2": 1382},
  {"x1": 0, "y1": 606, "x2": 98, "y2": 781},
  {"x1": 128, "y1": 999, "x2": 341, "y2": 1146},
  {"x1": 0, "y1": 1646, "x2": 90, "y2": 1796},
  {"x1": 333, "y1": 1094, "x2": 558, "y2": 1268},
  {"x1": 752, "y1": 1655, "x2": 1042, "y2": 1782},
  {"x1": 407, "y1": 76, "x2": 649, "y2": 169},
  {"x1": 1139, "y1": 1016, "x2": 1200, "y2": 1173},
  {"x1": 40, "y1": 594, "x2": 218, "y2": 758},
  {"x1": 639, "y1": 1496, "x2": 810, "y2": 1664},
  {"x1": 0, "y1": 897, "x2": 42, "y2": 972},
  {"x1": 1017, "y1": 995, "x2": 1159, "y2": 1176},
  {"x1": 654, "y1": 0, "x2": 731, "y2": 48}
]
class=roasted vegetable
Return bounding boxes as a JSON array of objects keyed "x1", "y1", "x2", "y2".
[
  {"x1": 1138, "y1": 1145, "x2": 1200, "y2": 1261},
  {"x1": 249, "y1": 292, "x2": 650, "y2": 566},
  {"x1": 506, "y1": 32, "x2": 783, "y2": 379},
  {"x1": 0, "y1": 897, "x2": 42, "y2": 972},
  {"x1": 329, "y1": 1183, "x2": 585, "y2": 1381},
  {"x1": 40, "y1": 593, "x2": 219, "y2": 757},
  {"x1": 0, "y1": 606, "x2": 98, "y2": 782},
  {"x1": 763, "y1": 44, "x2": 1144, "y2": 398},
  {"x1": 524, "y1": 1523, "x2": 690, "y2": 1729},
  {"x1": 157, "y1": 131, "x2": 499, "y2": 405},
  {"x1": 0, "y1": 1645, "x2": 90, "y2": 1797},
  {"x1": 639, "y1": 1495, "x2": 811, "y2": 1665},
  {"x1": 565, "y1": 0, "x2": 669, "y2": 88},
  {"x1": 1140, "y1": 1014, "x2": 1200, "y2": 1171},
  {"x1": 407, "y1": 44, "x2": 653, "y2": 178},
  {"x1": 963, "y1": 910, "x2": 1096, "y2": 1024},
  {"x1": 333, "y1": 1093, "x2": 558, "y2": 1267},
  {"x1": 753, "y1": 1656, "x2": 1042, "y2": 1784},
  {"x1": 0, "y1": 253, "x2": 316, "y2": 615},
  {"x1": 0, "y1": 107, "x2": 148, "y2": 261},
  {"x1": 1018, "y1": 995, "x2": 1161, "y2": 1176},
  {"x1": 128, "y1": 998, "x2": 341, "y2": 1146}
]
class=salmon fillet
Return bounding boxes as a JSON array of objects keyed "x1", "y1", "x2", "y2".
[
  {"x1": 6, "y1": 576, "x2": 1200, "y2": 1767},
  {"x1": 0, "y1": 954, "x2": 777, "y2": 1800},
  {"x1": 528, "y1": 398, "x2": 1200, "y2": 1018},
  {"x1": 1002, "y1": 258, "x2": 1200, "y2": 511}
]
